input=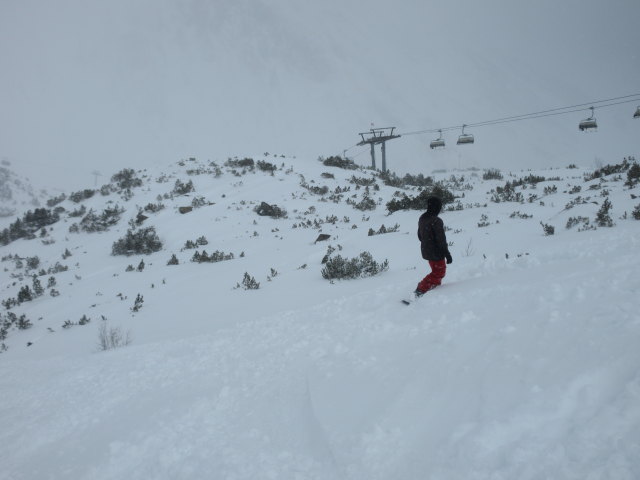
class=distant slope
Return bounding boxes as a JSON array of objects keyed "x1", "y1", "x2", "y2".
[{"x1": 0, "y1": 161, "x2": 45, "y2": 221}]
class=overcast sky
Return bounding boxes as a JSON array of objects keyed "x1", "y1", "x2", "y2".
[{"x1": 1, "y1": 0, "x2": 639, "y2": 190}]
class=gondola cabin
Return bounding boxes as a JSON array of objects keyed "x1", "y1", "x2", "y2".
[
  {"x1": 579, "y1": 118, "x2": 597, "y2": 131},
  {"x1": 430, "y1": 130, "x2": 445, "y2": 149},
  {"x1": 457, "y1": 133, "x2": 474, "y2": 145},
  {"x1": 430, "y1": 138, "x2": 445, "y2": 149},
  {"x1": 579, "y1": 107, "x2": 597, "y2": 131},
  {"x1": 634, "y1": 106, "x2": 640, "y2": 119}
]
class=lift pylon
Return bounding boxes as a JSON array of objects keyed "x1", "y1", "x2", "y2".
[{"x1": 357, "y1": 127, "x2": 401, "y2": 172}]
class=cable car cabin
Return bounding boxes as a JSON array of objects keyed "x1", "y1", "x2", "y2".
[
  {"x1": 578, "y1": 118, "x2": 597, "y2": 131},
  {"x1": 634, "y1": 106, "x2": 640, "y2": 119},
  {"x1": 579, "y1": 106, "x2": 597, "y2": 131},
  {"x1": 457, "y1": 133, "x2": 474, "y2": 145},
  {"x1": 430, "y1": 138, "x2": 445, "y2": 149}
]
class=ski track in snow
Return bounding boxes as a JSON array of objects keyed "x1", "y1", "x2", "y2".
[{"x1": 1, "y1": 158, "x2": 639, "y2": 479}]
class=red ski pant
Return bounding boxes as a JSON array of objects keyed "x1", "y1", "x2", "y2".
[{"x1": 417, "y1": 259, "x2": 447, "y2": 293}]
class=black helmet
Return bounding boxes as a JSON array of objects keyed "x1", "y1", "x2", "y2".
[{"x1": 426, "y1": 196, "x2": 442, "y2": 214}]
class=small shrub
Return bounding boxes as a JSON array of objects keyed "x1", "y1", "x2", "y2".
[
  {"x1": 626, "y1": 162, "x2": 640, "y2": 187},
  {"x1": 112, "y1": 227, "x2": 163, "y2": 256},
  {"x1": 17, "y1": 285, "x2": 34, "y2": 303},
  {"x1": 257, "y1": 160, "x2": 277, "y2": 172},
  {"x1": 386, "y1": 185, "x2": 455, "y2": 214},
  {"x1": 46, "y1": 193, "x2": 66, "y2": 207},
  {"x1": 76, "y1": 205, "x2": 125, "y2": 233},
  {"x1": 478, "y1": 214, "x2": 491, "y2": 228},
  {"x1": 237, "y1": 272, "x2": 260, "y2": 290},
  {"x1": 191, "y1": 196, "x2": 207, "y2": 208},
  {"x1": 144, "y1": 202, "x2": 165, "y2": 213},
  {"x1": 173, "y1": 179, "x2": 195, "y2": 195},
  {"x1": 167, "y1": 254, "x2": 179, "y2": 265},
  {"x1": 595, "y1": 198, "x2": 614, "y2": 227},
  {"x1": 321, "y1": 251, "x2": 389, "y2": 280},
  {"x1": 111, "y1": 168, "x2": 143, "y2": 191},
  {"x1": 509, "y1": 211, "x2": 533, "y2": 219},
  {"x1": 69, "y1": 189, "x2": 95, "y2": 203},
  {"x1": 255, "y1": 202, "x2": 287, "y2": 219},
  {"x1": 540, "y1": 222, "x2": 555, "y2": 236},
  {"x1": 97, "y1": 322, "x2": 132, "y2": 351},
  {"x1": 321, "y1": 155, "x2": 358, "y2": 170},
  {"x1": 191, "y1": 250, "x2": 234, "y2": 263},
  {"x1": 483, "y1": 169, "x2": 503, "y2": 180},
  {"x1": 131, "y1": 294, "x2": 144, "y2": 312},
  {"x1": 16, "y1": 314, "x2": 32, "y2": 330},
  {"x1": 566, "y1": 216, "x2": 590, "y2": 229},
  {"x1": 226, "y1": 157, "x2": 255, "y2": 169},
  {"x1": 632, "y1": 204, "x2": 640, "y2": 220},
  {"x1": 368, "y1": 224, "x2": 400, "y2": 236},
  {"x1": 347, "y1": 190, "x2": 377, "y2": 211},
  {"x1": 68, "y1": 205, "x2": 87, "y2": 218}
]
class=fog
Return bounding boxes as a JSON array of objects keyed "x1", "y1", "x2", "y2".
[{"x1": 1, "y1": 0, "x2": 639, "y2": 190}]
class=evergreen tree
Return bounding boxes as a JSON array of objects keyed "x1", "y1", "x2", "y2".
[
  {"x1": 32, "y1": 277, "x2": 44, "y2": 297},
  {"x1": 596, "y1": 198, "x2": 614, "y2": 227},
  {"x1": 17, "y1": 285, "x2": 33, "y2": 303}
]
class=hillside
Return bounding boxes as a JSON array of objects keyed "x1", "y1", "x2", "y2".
[
  {"x1": 1, "y1": 155, "x2": 639, "y2": 479},
  {"x1": 0, "y1": 161, "x2": 46, "y2": 221}
]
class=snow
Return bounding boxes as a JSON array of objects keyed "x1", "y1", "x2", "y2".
[{"x1": 1, "y1": 157, "x2": 639, "y2": 479}]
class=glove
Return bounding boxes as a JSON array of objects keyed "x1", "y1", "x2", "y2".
[{"x1": 445, "y1": 253, "x2": 453, "y2": 265}]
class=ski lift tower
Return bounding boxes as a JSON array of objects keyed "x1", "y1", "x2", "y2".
[{"x1": 357, "y1": 127, "x2": 401, "y2": 172}]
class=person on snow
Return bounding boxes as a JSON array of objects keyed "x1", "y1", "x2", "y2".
[{"x1": 415, "y1": 196, "x2": 452, "y2": 296}]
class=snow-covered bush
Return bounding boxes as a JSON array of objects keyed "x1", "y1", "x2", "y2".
[
  {"x1": 111, "y1": 168, "x2": 143, "y2": 191},
  {"x1": 386, "y1": 186, "x2": 454, "y2": 214},
  {"x1": 75, "y1": 206, "x2": 125, "y2": 233},
  {"x1": 257, "y1": 160, "x2": 277, "y2": 173},
  {"x1": 68, "y1": 205, "x2": 87, "y2": 218},
  {"x1": 192, "y1": 250, "x2": 234, "y2": 263},
  {"x1": 144, "y1": 202, "x2": 165, "y2": 213},
  {"x1": 321, "y1": 251, "x2": 389, "y2": 280},
  {"x1": 255, "y1": 202, "x2": 287, "y2": 219},
  {"x1": 172, "y1": 179, "x2": 195, "y2": 195},
  {"x1": 46, "y1": 193, "x2": 66, "y2": 207},
  {"x1": 131, "y1": 294, "x2": 144, "y2": 313},
  {"x1": 0, "y1": 208, "x2": 60, "y2": 246},
  {"x1": 585, "y1": 157, "x2": 633, "y2": 182},
  {"x1": 69, "y1": 189, "x2": 95, "y2": 203},
  {"x1": 226, "y1": 157, "x2": 255, "y2": 169},
  {"x1": 626, "y1": 162, "x2": 640, "y2": 187},
  {"x1": 595, "y1": 198, "x2": 614, "y2": 227},
  {"x1": 540, "y1": 222, "x2": 555, "y2": 236},
  {"x1": 347, "y1": 188, "x2": 377, "y2": 211},
  {"x1": 483, "y1": 169, "x2": 503, "y2": 180},
  {"x1": 321, "y1": 156, "x2": 357, "y2": 170},
  {"x1": 566, "y1": 216, "x2": 590, "y2": 229},
  {"x1": 237, "y1": 272, "x2": 260, "y2": 290},
  {"x1": 112, "y1": 227, "x2": 163, "y2": 256},
  {"x1": 367, "y1": 224, "x2": 400, "y2": 236},
  {"x1": 97, "y1": 322, "x2": 131, "y2": 351}
]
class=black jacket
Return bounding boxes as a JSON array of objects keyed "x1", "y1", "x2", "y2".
[{"x1": 418, "y1": 212, "x2": 450, "y2": 261}]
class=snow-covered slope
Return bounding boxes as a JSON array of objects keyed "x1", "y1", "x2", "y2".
[
  {"x1": 1, "y1": 156, "x2": 639, "y2": 479},
  {"x1": 0, "y1": 161, "x2": 46, "y2": 221}
]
